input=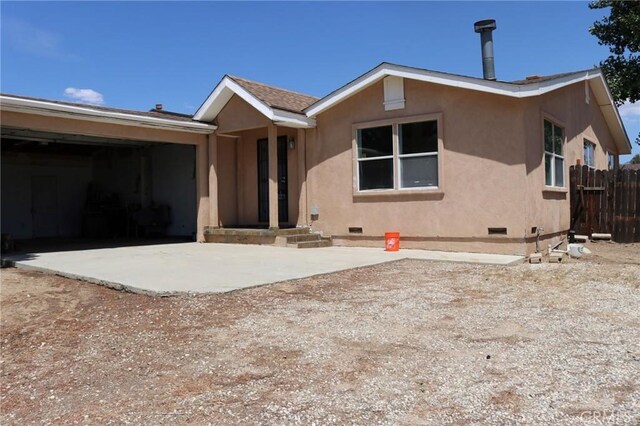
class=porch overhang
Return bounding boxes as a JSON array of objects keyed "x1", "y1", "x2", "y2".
[{"x1": 193, "y1": 76, "x2": 316, "y2": 129}]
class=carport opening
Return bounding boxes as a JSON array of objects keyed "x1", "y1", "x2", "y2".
[{"x1": 1, "y1": 128, "x2": 197, "y2": 253}]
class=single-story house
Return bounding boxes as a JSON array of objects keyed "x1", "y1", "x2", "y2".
[{"x1": 0, "y1": 61, "x2": 631, "y2": 255}]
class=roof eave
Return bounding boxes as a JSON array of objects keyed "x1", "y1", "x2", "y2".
[
  {"x1": 0, "y1": 95, "x2": 217, "y2": 134},
  {"x1": 588, "y1": 74, "x2": 633, "y2": 154},
  {"x1": 193, "y1": 76, "x2": 315, "y2": 128},
  {"x1": 304, "y1": 63, "x2": 599, "y2": 117},
  {"x1": 303, "y1": 64, "x2": 630, "y2": 154}
]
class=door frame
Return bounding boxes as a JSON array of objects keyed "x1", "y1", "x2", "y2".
[{"x1": 257, "y1": 136, "x2": 288, "y2": 225}]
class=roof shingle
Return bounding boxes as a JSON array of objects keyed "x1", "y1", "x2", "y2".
[{"x1": 228, "y1": 76, "x2": 319, "y2": 114}]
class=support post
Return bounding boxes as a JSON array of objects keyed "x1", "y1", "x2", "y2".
[
  {"x1": 195, "y1": 139, "x2": 210, "y2": 242},
  {"x1": 268, "y1": 123, "x2": 279, "y2": 230},
  {"x1": 235, "y1": 136, "x2": 244, "y2": 225},
  {"x1": 296, "y1": 128, "x2": 307, "y2": 226},
  {"x1": 208, "y1": 133, "x2": 219, "y2": 228}
]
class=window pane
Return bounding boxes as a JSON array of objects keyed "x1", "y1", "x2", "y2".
[
  {"x1": 359, "y1": 158, "x2": 393, "y2": 190},
  {"x1": 553, "y1": 125, "x2": 563, "y2": 155},
  {"x1": 583, "y1": 142, "x2": 589, "y2": 165},
  {"x1": 357, "y1": 126, "x2": 392, "y2": 158},
  {"x1": 545, "y1": 154, "x2": 552, "y2": 186},
  {"x1": 400, "y1": 156, "x2": 438, "y2": 188},
  {"x1": 399, "y1": 121, "x2": 438, "y2": 154},
  {"x1": 584, "y1": 141, "x2": 595, "y2": 168},
  {"x1": 544, "y1": 120, "x2": 553, "y2": 153},
  {"x1": 554, "y1": 157, "x2": 564, "y2": 187}
]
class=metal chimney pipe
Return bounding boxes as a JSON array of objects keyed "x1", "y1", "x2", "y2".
[{"x1": 474, "y1": 19, "x2": 497, "y2": 80}]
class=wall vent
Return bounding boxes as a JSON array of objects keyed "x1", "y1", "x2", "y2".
[
  {"x1": 348, "y1": 227, "x2": 363, "y2": 234},
  {"x1": 383, "y1": 76, "x2": 405, "y2": 111},
  {"x1": 488, "y1": 227, "x2": 507, "y2": 235}
]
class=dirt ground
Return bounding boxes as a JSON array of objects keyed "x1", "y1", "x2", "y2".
[{"x1": 1, "y1": 242, "x2": 639, "y2": 425}]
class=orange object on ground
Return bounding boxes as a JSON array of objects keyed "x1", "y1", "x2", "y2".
[{"x1": 384, "y1": 232, "x2": 400, "y2": 251}]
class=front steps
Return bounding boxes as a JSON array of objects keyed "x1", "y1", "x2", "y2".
[{"x1": 204, "y1": 226, "x2": 331, "y2": 248}]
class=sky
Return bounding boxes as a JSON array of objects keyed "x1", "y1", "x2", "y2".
[{"x1": 1, "y1": 1, "x2": 638, "y2": 162}]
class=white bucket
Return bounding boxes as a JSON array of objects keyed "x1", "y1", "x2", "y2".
[{"x1": 567, "y1": 243, "x2": 584, "y2": 258}]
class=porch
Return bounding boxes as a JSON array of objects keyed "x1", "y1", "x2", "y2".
[
  {"x1": 194, "y1": 74, "x2": 320, "y2": 243},
  {"x1": 203, "y1": 226, "x2": 331, "y2": 248}
]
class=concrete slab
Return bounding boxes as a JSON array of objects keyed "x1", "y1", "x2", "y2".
[{"x1": 4, "y1": 243, "x2": 524, "y2": 295}]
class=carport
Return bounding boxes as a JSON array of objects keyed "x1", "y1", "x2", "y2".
[{"x1": 0, "y1": 94, "x2": 217, "y2": 249}]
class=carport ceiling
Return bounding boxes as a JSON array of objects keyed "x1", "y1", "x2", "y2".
[{"x1": 1, "y1": 127, "x2": 157, "y2": 148}]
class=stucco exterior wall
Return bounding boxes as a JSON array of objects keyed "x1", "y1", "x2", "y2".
[
  {"x1": 217, "y1": 135, "x2": 238, "y2": 226},
  {"x1": 522, "y1": 82, "x2": 619, "y2": 252},
  {"x1": 215, "y1": 95, "x2": 270, "y2": 134},
  {"x1": 214, "y1": 121, "x2": 299, "y2": 226},
  {"x1": 307, "y1": 79, "x2": 530, "y2": 255}
]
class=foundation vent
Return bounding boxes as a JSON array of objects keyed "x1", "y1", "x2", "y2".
[
  {"x1": 488, "y1": 227, "x2": 507, "y2": 235},
  {"x1": 348, "y1": 227, "x2": 363, "y2": 234}
]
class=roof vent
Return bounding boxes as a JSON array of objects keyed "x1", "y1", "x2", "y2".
[
  {"x1": 155, "y1": 103, "x2": 163, "y2": 111},
  {"x1": 474, "y1": 19, "x2": 497, "y2": 81},
  {"x1": 525, "y1": 75, "x2": 542, "y2": 80}
]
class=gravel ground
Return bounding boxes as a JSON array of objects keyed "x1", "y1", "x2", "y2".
[{"x1": 1, "y1": 242, "x2": 639, "y2": 425}]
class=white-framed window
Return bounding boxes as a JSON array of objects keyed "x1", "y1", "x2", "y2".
[
  {"x1": 608, "y1": 152, "x2": 615, "y2": 170},
  {"x1": 583, "y1": 139, "x2": 596, "y2": 169},
  {"x1": 398, "y1": 121, "x2": 439, "y2": 188},
  {"x1": 354, "y1": 115, "x2": 441, "y2": 192},
  {"x1": 356, "y1": 125, "x2": 394, "y2": 190},
  {"x1": 544, "y1": 119, "x2": 565, "y2": 187}
]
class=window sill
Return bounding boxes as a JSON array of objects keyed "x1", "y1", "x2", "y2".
[
  {"x1": 543, "y1": 187, "x2": 568, "y2": 194},
  {"x1": 353, "y1": 188, "x2": 444, "y2": 199}
]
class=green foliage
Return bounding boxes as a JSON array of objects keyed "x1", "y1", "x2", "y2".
[
  {"x1": 589, "y1": 1, "x2": 640, "y2": 146},
  {"x1": 589, "y1": 1, "x2": 640, "y2": 105},
  {"x1": 629, "y1": 153, "x2": 640, "y2": 164}
]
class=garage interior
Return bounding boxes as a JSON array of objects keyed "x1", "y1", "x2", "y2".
[{"x1": 1, "y1": 127, "x2": 197, "y2": 250}]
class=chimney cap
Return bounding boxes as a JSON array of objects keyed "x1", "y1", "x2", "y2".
[
  {"x1": 155, "y1": 103, "x2": 163, "y2": 110},
  {"x1": 474, "y1": 19, "x2": 497, "y2": 33}
]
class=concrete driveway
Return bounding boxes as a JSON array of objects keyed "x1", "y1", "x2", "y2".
[{"x1": 5, "y1": 243, "x2": 523, "y2": 295}]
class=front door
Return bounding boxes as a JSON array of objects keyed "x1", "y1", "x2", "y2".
[
  {"x1": 31, "y1": 175, "x2": 59, "y2": 238},
  {"x1": 257, "y1": 137, "x2": 288, "y2": 224}
]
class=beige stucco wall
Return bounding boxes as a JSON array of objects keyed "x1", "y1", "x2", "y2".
[
  {"x1": 215, "y1": 95, "x2": 270, "y2": 134},
  {"x1": 307, "y1": 79, "x2": 530, "y2": 255},
  {"x1": 230, "y1": 127, "x2": 299, "y2": 226},
  {"x1": 212, "y1": 96, "x2": 300, "y2": 226},
  {"x1": 522, "y1": 82, "x2": 620, "y2": 252},
  {"x1": 217, "y1": 135, "x2": 237, "y2": 226}
]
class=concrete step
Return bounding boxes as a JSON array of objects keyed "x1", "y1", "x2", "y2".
[
  {"x1": 294, "y1": 239, "x2": 332, "y2": 249},
  {"x1": 276, "y1": 227, "x2": 311, "y2": 236},
  {"x1": 203, "y1": 227, "x2": 310, "y2": 236},
  {"x1": 285, "y1": 233, "x2": 322, "y2": 244}
]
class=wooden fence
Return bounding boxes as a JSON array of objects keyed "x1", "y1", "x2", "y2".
[{"x1": 569, "y1": 165, "x2": 640, "y2": 243}]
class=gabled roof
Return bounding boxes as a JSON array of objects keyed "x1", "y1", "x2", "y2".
[
  {"x1": 193, "y1": 75, "x2": 317, "y2": 128},
  {"x1": 229, "y1": 76, "x2": 318, "y2": 114},
  {"x1": 304, "y1": 63, "x2": 601, "y2": 115},
  {"x1": 0, "y1": 93, "x2": 216, "y2": 133},
  {"x1": 303, "y1": 62, "x2": 631, "y2": 154}
]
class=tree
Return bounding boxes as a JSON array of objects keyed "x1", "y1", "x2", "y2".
[
  {"x1": 630, "y1": 153, "x2": 640, "y2": 164},
  {"x1": 589, "y1": 1, "x2": 640, "y2": 145}
]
